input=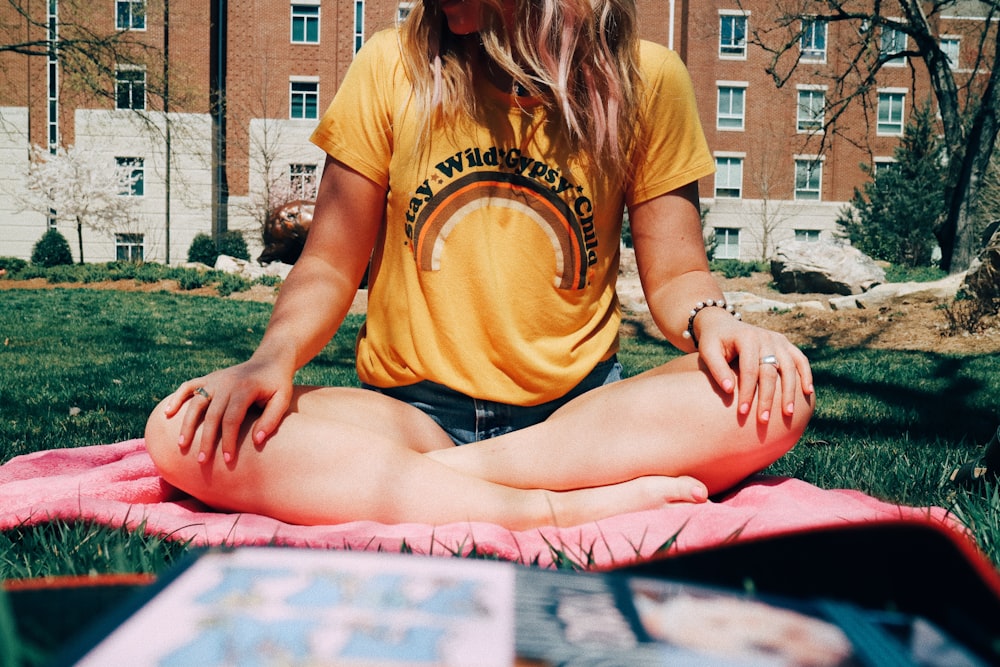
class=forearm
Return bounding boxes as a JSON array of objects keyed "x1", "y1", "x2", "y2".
[
  {"x1": 253, "y1": 254, "x2": 359, "y2": 374},
  {"x1": 643, "y1": 268, "x2": 726, "y2": 352}
]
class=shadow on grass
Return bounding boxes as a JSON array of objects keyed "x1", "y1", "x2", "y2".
[{"x1": 804, "y1": 345, "x2": 998, "y2": 444}]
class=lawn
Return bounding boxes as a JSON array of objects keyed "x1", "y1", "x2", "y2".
[{"x1": 1, "y1": 285, "x2": 998, "y2": 661}]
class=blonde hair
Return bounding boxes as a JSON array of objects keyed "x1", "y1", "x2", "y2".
[{"x1": 400, "y1": 0, "x2": 642, "y2": 180}]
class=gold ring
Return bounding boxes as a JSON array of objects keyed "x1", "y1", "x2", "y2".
[{"x1": 193, "y1": 387, "x2": 211, "y2": 400}]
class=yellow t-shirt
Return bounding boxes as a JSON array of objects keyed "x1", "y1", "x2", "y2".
[{"x1": 310, "y1": 29, "x2": 714, "y2": 405}]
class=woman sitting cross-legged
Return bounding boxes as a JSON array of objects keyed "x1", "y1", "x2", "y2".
[{"x1": 145, "y1": 0, "x2": 815, "y2": 530}]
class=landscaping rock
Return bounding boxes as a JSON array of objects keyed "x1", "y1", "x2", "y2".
[
  {"x1": 771, "y1": 241, "x2": 885, "y2": 295},
  {"x1": 962, "y1": 221, "x2": 1000, "y2": 302},
  {"x1": 828, "y1": 273, "x2": 965, "y2": 310},
  {"x1": 215, "y1": 255, "x2": 293, "y2": 281}
]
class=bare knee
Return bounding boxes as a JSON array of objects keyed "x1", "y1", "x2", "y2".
[{"x1": 144, "y1": 398, "x2": 195, "y2": 492}]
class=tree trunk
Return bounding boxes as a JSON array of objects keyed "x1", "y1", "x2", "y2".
[{"x1": 77, "y1": 216, "x2": 85, "y2": 264}]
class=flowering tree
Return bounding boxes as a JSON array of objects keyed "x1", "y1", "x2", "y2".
[{"x1": 21, "y1": 145, "x2": 142, "y2": 263}]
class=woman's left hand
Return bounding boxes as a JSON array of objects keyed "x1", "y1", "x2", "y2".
[{"x1": 693, "y1": 307, "x2": 814, "y2": 423}]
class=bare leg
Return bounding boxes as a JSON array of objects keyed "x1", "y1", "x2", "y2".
[
  {"x1": 145, "y1": 387, "x2": 707, "y2": 529},
  {"x1": 427, "y1": 354, "x2": 814, "y2": 495}
]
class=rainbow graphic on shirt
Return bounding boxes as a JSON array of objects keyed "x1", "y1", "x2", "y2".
[{"x1": 404, "y1": 146, "x2": 599, "y2": 291}]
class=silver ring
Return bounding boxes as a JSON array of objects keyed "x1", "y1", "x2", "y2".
[
  {"x1": 760, "y1": 355, "x2": 779, "y2": 368},
  {"x1": 193, "y1": 387, "x2": 211, "y2": 400}
]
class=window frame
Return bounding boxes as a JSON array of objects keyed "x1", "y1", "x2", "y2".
[
  {"x1": 718, "y1": 11, "x2": 748, "y2": 60},
  {"x1": 289, "y1": 78, "x2": 320, "y2": 120},
  {"x1": 714, "y1": 227, "x2": 741, "y2": 260},
  {"x1": 794, "y1": 229, "x2": 821, "y2": 243},
  {"x1": 941, "y1": 36, "x2": 960, "y2": 70},
  {"x1": 116, "y1": 156, "x2": 145, "y2": 196},
  {"x1": 354, "y1": 0, "x2": 365, "y2": 54},
  {"x1": 794, "y1": 157, "x2": 823, "y2": 201},
  {"x1": 397, "y1": 2, "x2": 414, "y2": 24},
  {"x1": 716, "y1": 83, "x2": 747, "y2": 131},
  {"x1": 115, "y1": 67, "x2": 146, "y2": 111},
  {"x1": 115, "y1": 0, "x2": 146, "y2": 31},
  {"x1": 876, "y1": 90, "x2": 906, "y2": 136},
  {"x1": 115, "y1": 233, "x2": 145, "y2": 262},
  {"x1": 290, "y1": 3, "x2": 321, "y2": 44},
  {"x1": 714, "y1": 154, "x2": 744, "y2": 199},
  {"x1": 289, "y1": 162, "x2": 319, "y2": 200},
  {"x1": 796, "y1": 86, "x2": 826, "y2": 133},
  {"x1": 799, "y1": 18, "x2": 827, "y2": 63},
  {"x1": 880, "y1": 24, "x2": 908, "y2": 66}
]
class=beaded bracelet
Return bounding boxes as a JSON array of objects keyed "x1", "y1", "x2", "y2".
[{"x1": 682, "y1": 299, "x2": 741, "y2": 349}]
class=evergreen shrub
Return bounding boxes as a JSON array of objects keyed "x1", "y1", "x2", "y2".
[
  {"x1": 0, "y1": 257, "x2": 28, "y2": 276},
  {"x1": 187, "y1": 233, "x2": 218, "y2": 266},
  {"x1": 31, "y1": 229, "x2": 74, "y2": 267},
  {"x1": 217, "y1": 231, "x2": 250, "y2": 261}
]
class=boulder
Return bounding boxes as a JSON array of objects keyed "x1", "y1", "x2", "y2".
[
  {"x1": 771, "y1": 241, "x2": 886, "y2": 295},
  {"x1": 828, "y1": 273, "x2": 965, "y2": 310},
  {"x1": 215, "y1": 255, "x2": 293, "y2": 281}
]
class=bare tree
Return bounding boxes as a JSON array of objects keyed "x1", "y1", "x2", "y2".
[
  {"x1": 19, "y1": 144, "x2": 142, "y2": 262},
  {"x1": 1, "y1": 0, "x2": 166, "y2": 105},
  {"x1": 738, "y1": 0, "x2": 1000, "y2": 272}
]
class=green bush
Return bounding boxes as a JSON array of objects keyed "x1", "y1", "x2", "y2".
[
  {"x1": 254, "y1": 274, "x2": 282, "y2": 287},
  {"x1": 710, "y1": 259, "x2": 768, "y2": 278},
  {"x1": 0, "y1": 257, "x2": 28, "y2": 276},
  {"x1": 217, "y1": 230, "x2": 250, "y2": 261},
  {"x1": 177, "y1": 270, "x2": 208, "y2": 290},
  {"x1": 43, "y1": 264, "x2": 84, "y2": 284},
  {"x1": 215, "y1": 272, "x2": 251, "y2": 296},
  {"x1": 884, "y1": 264, "x2": 947, "y2": 283},
  {"x1": 187, "y1": 233, "x2": 218, "y2": 266},
  {"x1": 31, "y1": 229, "x2": 74, "y2": 267}
]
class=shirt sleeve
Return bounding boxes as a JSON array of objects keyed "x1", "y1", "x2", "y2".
[
  {"x1": 627, "y1": 42, "x2": 715, "y2": 206},
  {"x1": 309, "y1": 30, "x2": 401, "y2": 189}
]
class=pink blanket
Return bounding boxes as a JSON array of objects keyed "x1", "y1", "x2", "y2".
[{"x1": 0, "y1": 439, "x2": 958, "y2": 568}]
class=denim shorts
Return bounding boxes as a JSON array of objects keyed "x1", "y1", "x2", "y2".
[{"x1": 362, "y1": 356, "x2": 622, "y2": 445}]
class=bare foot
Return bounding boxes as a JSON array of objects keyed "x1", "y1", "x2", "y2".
[{"x1": 530, "y1": 475, "x2": 708, "y2": 529}]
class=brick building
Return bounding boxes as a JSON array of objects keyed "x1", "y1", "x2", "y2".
[{"x1": 0, "y1": 0, "x2": 991, "y2": 263}]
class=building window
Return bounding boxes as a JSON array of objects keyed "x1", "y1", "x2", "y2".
[
  {"x1": 880, "y1": 25, "x2": 907, "y2": 65},
  {"x1": 716, "y1": 85, "x2": 746, "y2": 131},
  {"x1": 291, "y1": 4, "x2": 320, "y2": 44},
  {"x1": 800, "y1": 18, "x2": 827, "y2": 62},
  {"x1": 874, "y1": 158, "x2": 897, "y2": 177},
  {"x1": 795, "y1": 229, "x2": 821, "y2": 243},
  {"x1": 115, "y1": 67, "x2": 146, "y2": 110},
  {"x1": 794, "y1": 159, "x2": 822, "y2": 200},
  {"x1": 797, "y1": 88, "x2": 825, "y2": 132},
  {"x1": 116, "y1": 157, "x2": 144, "y2": 196},
  {"x1": 116, "y1": 0, "x2": 145, "y2": 30},
  {"x1": 877, "y1": 91, "x2": 906, "y2": 135},
  {"x1": 714, "y1": 228, "x2": 741, "y2": 260},
  {"x1": 941, "y1": 36, "x2": 960, "y2": 69},
  {"x1": 115, "y1": 233, "x2": 144, "y2": 262},
  {"x1": 354, "y1": 0, "x2": 365, "y2": 54},
  {"x1": 397, "y1": 2, "x2": 414, "y2": 23},
  {"x1": 289, "y1": 163, "x2": 318, "y2": 200},
  {"x1": 290, "y1": 80, "x2": 319, "y2": 119},
  {"x1": 714, "y1": 156, "x2": 743, "y2": 198},
  {"x1": 719, "y1": 13, "x2": 747, "y2": 59}
]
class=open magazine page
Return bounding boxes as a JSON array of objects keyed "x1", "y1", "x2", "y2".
[
  {"x1": 64, "y1": 548, "x2": 983, "y2": 666},
  {"x1": 71, "y1": 548, "x2": 516, "y2": 667}
]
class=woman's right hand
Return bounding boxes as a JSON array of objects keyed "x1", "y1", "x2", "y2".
[{"x1": 161, "y1": 354, "x2": 295, "y2": 465}]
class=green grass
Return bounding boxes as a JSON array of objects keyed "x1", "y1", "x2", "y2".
[
  {"x1": 1, "y1": 289, "x2": 999, "y2": 571},
  {"x1": 1, "y1": 286, "x2": 998, "y2": 664}
]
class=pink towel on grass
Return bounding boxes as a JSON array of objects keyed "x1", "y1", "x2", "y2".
[{"x1": 0, "y1": 439, "x2": 958, "y2": 568}]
